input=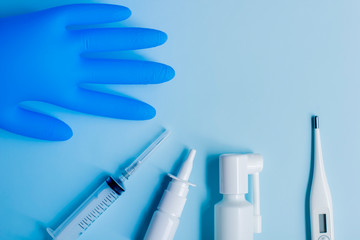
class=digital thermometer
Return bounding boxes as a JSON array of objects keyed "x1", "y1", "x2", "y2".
[{"x1": 310, "y1": 116, "x2": 334, "y2": 240}]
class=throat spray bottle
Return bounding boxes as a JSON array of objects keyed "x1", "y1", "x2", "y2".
[{"x1": 215, "y1": 154, "x2": 264, "y2": 240}]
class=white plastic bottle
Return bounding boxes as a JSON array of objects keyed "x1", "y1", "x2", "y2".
[
  {"x1": 214, "y1": 154, "x2": 263, "y2": 240},
  {"x1": 144, "y1": 149, "x2": 196, "y2": 240}
]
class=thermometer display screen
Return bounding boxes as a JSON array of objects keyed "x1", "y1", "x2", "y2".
[{"x1": 319, "y1": 214, "x2": 327, "y2": 233}]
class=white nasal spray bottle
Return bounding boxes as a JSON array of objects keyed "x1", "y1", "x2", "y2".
[
  {"x1": 144, "y1": 149, "x2": 196, "y2": 240},
  {"x1": 215, "y1": 154, "x2": 263, "y2": 240}
]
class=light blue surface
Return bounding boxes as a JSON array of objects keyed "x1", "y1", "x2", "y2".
[{"x1": 1, "y1": 0, "x2": 360, "y2": 239}]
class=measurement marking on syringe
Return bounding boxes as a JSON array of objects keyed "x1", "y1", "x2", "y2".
[
  {"x1": 102, "y1": 200, "x2": 110, "y2": 207},
  {"x1": 81, "y1": 220, "x2": 90, "y2": 230},
  {"x1": 79, "y1": 220, "x2": 90, "y2": 231},
  {"x1": 78, "y1": 198, "x2": 115, "y2": 232},
  {"x1": 91, "y1": 210, "x2": 99, "y2": 217}
]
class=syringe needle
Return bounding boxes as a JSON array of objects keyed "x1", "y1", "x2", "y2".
[{"x1": 121, "y1": 129, "x2": 170, "y2": 181}]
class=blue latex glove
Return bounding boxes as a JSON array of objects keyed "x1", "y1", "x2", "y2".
[{"x1": 0, "y1": 4, "x2": 174, "y2": 141}]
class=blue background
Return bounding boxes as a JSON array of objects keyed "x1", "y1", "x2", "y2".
[{"x1": 0, "y1": 0, "x2": 359, "y2": 239}]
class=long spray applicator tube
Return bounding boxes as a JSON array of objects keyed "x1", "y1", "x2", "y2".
[
  {"x1": 310, "y1": 116, "x2": 334, "y2": 240},
  {"x1": 144, "y1": 149, "x2": 196, "y2": 240}
]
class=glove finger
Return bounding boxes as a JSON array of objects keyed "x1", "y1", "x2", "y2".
[
  {"x1": 1, "y1": 108, "x2": 72, "y2": 141},
  {"x1": 58, "y1": 88, "x2": 156, "y2": 120},
  {"x1": 54, "y1": 4, "x2": 131, "y2": 26},
  {"x1": 74, "y1": 28, "x2": 167, "y2": 52},
  {"x1": 81, "y1": 59, "x2": 175, "y2": 84}
]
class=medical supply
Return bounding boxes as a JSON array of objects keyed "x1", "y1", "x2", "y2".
[
  {"x1": 215, "y1": 154, "x2": 263, "y2": 240},
  {"x1": 310, "y1": 116, "x2": 334, "y2": 240},
  {"x1": 144, "y1": 149, "x2": 196, "y2": 240},
  {"x1": 47, "y1": 129, "x2": 170, "y2": 240},
  {"x1": 0, "y1": 4, "x2": 174, "y2": 141}
]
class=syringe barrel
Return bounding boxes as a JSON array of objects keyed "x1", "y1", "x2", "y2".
[{"x1": 47, "y1": 177, "x2": 125, "y2": 240}]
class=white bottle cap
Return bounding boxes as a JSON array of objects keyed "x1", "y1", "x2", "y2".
[{"x1": 219, "y1": 154, "x2": 263, "y2": 194}]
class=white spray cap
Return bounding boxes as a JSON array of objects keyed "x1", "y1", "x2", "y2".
[{"x1": 220, "y1": 154, "x2": 263, "y2": 194}]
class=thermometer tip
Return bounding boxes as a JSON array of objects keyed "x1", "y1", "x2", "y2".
[{"x1": 314, "y1": 116, "x2": 319, "y2": 129}]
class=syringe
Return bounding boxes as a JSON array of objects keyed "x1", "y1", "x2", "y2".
[{"x1": 47, "y1": 129, "x2": 170, "y2": 240}]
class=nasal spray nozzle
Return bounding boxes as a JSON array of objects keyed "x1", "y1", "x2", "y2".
[{"x1": 215, "y1": 154, "x2": 264, "y2": 240}]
